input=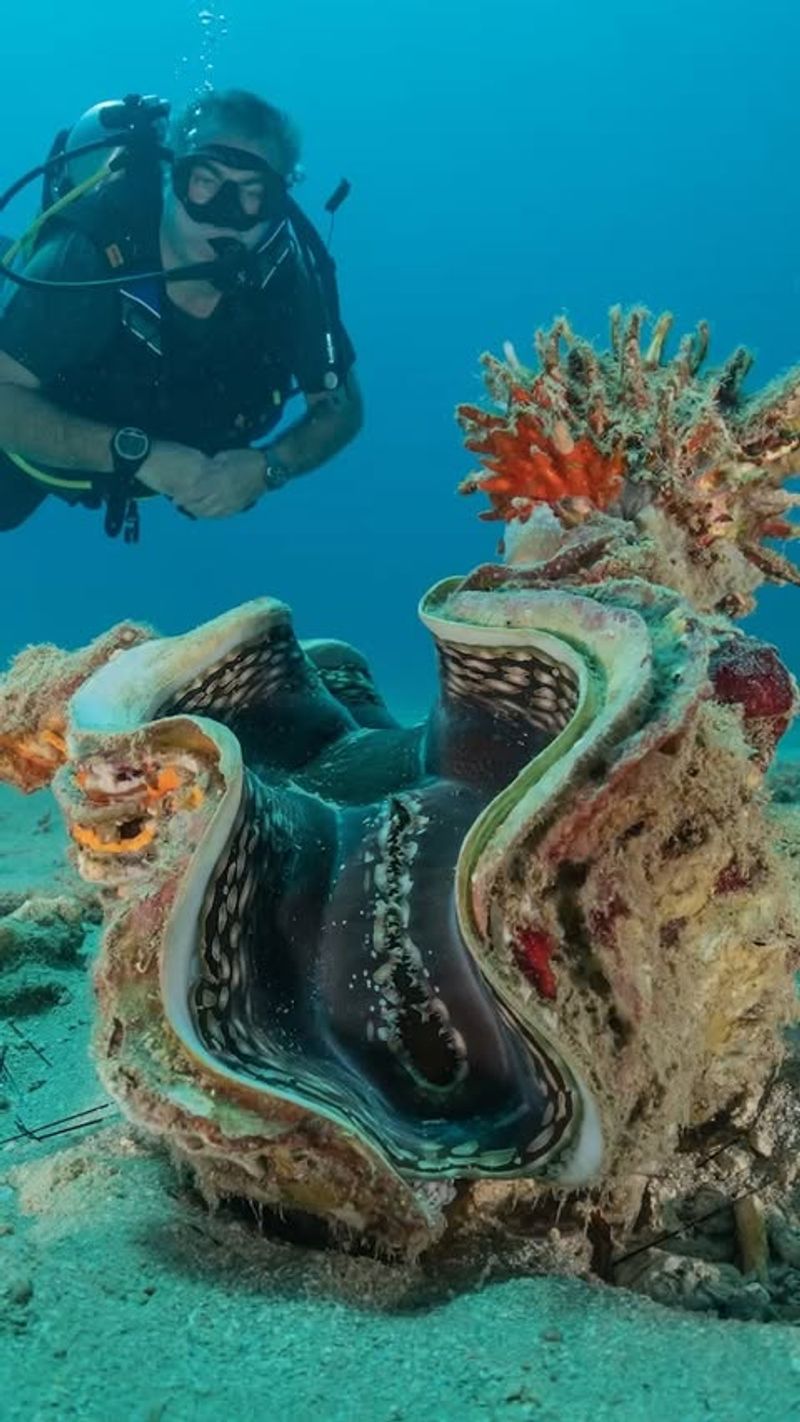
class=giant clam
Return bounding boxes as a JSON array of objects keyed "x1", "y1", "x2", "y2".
[{"x1": 1, "y1": 573, "x2": 797, "y2": 1273}]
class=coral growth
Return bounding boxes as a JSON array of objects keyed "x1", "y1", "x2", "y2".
[
  {"x1": 709, "y1": 637, "x2": 796, "y2": 765},
  {"x1": 0, "y1": 624, "x2": 151, "y2": 792},
  {"x1": 458, "y1": 310, "x2": 800, "y2": 615},
  {"x1": 445, "y1": 308, "x2": 800, "y2": 1312}
]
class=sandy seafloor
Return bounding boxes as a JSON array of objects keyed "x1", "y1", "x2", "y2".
[{"x1": 1, "y1": 783, "x2": 800, "y2": 1422}]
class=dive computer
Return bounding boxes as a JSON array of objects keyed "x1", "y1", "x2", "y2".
[{"x1": 110, "y1": 426, "x2": 152, "y2": 478}]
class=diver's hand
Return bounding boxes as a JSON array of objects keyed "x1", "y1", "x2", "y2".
[
  {"x1": 135, "y1": 444, "x2": 268, "y2": 520},
  {"x1": 189, "y1": 449, "x2": 269, "y2": 519},
  {"x1": 135, "y1": 442, "x2": 215, "y2": 510}
]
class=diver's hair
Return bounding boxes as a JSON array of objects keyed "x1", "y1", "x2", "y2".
[{"x1": 171, "y1": 89, "x2": 302, "y2": 177}]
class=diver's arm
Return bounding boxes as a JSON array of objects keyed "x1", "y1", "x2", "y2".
[
  {"x1": 0, "y1": 353, "x2": 117, "y2": 472},
  {"x1": 0, "y1": 232, "x2": 123, "y2": 472},
  {"x1": 0, "y1": 232, "x2": 198, "y2": 482},
  {"x1": 262, "y1": 368, "x2": 364, "y2": 482},
  {"x1": 0, "y1": 353, "x2": 210, "y2": 493}
]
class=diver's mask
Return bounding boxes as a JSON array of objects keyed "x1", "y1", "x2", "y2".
[{"x1": 172, "y1": 144, "x2": 289, "y2": 232}]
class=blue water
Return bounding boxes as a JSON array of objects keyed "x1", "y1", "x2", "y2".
[{"x1": 1, "y1": 0, "x2": 799, "y2": 711}]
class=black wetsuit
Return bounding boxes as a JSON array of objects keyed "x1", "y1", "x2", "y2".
[{"x1": 0, "y1": 187, "x2": 355, "y2": 531}]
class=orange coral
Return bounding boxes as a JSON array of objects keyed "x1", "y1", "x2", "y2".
[
  {"x1": 71, "y1": 820, "x2": 157, "y2": 855},
  {"x1": 455, "y1": 310, "x2": 800, "y2": 592},
  {"x1": 458, "y1": 406, "x2": 625, "y2": 522}
]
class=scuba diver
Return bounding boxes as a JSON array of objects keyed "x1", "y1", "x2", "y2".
[{"x1": 0, "y1": 88, "x2": 362, "y2": 541}]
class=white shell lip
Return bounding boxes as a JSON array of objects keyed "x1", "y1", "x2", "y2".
[
  {"x1": 158, "y1": 718, "x2": 246, "y2": 1074},
  {"x1": 69, "y1": 597, "x2": 290, "y2": 741},
  {"x1": 549, "y1": 1086, "x2": 604, "y2": 1184},
  {"x1": 63, "y1": 600, "x2": 272, "y2": 1105},
  {"x1": 416, "y1": 576, "x2": 656, "y2": 1182}
]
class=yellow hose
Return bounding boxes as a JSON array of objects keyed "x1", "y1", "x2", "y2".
[
  {"x1": 1, "y1": 157, "x2": 114, "y2": 269},
  {"x1": 4, "y1": 451, "x2": 93, "y2": 491}
]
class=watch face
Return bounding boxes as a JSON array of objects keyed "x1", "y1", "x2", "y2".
[{"x1": 114, "y1": 427, "x2": 150, "y2": 462}]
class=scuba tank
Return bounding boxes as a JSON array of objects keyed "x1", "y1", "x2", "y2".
[{"x1": 1, "y1": 95, "x2": 171, "y2": 286}]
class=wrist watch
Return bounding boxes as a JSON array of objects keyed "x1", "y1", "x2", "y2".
[
  {"x1": 106, "y1": 427, "x2": 150, "y2": 545},
  {"x1": 110, "y1": 427, "x2": 152, "y2": 480},
  {"x1": 260, "y1": 451, "x2": 290, "y2": 493}
]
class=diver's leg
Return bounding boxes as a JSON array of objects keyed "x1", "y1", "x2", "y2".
[{"x1": 0, "y1": 454, "x2": 47, "y2": 530}]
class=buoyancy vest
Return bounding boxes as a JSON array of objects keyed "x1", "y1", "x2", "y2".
[{"x1": 39, "y1": 175, "x2": 319, "y2": 460}]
